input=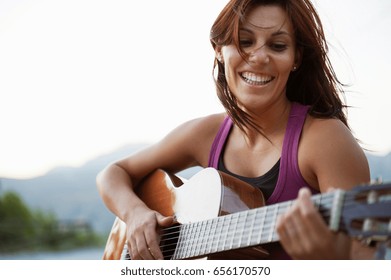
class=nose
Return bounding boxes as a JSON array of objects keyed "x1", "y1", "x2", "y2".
[{"x1": 248, "y1": 45, "x2": 270, "y2": 65}]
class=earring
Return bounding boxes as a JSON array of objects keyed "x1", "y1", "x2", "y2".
[{"x1": 292, "y1": 65, "x2": 298, "y2": 72}]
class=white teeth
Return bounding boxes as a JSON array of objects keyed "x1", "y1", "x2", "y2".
[{"x1": 241, "y1": 72, "x2": 273, "y2": 85}]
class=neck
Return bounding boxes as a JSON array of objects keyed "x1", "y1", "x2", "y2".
[{"x1": 241, "y1": 100, "x2": 291, "y2": 147}]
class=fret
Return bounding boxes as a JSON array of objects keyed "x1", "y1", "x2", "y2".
[
  {"x1": 181, "y1": 224, "x2": 191, "y2": 259},
  {"x1": 186, "y1": 223, "x2": 196, "y2": 258},
  {"x1": 257, "y1": 207, "x2": 267, "y2": 244},
  {"x1": 208, "y1": 219, "x2": 217, "y2": 255},
  {"x1": 197, "y1": 220, "x2": 206, "y2": 256},
  {"x1": 329, "y1": 190, "x2": 344, "y2": 231},
  {"x1": 212, "y1": 217, "x2": 222, "y2": 254},
  {"x1": 228, "y1": 213, "x2": 239, "y2": 250},
  {"x1": 272, "y1": 201, "x2": 291, "y2": 242},
  {"x1": 196, "y1": 221, "x2": 205, "y2": 257},
  {"x1": 247, "y1": 209, "x2": 257, "y2": 246},
  {"x1": 176, "y1": 224, "x2": 188, "y2": 259},
  {"x1": 237, "y1": 211, "x2": 248, "y2": 248},
  {"x1": 229, "y1": 214, "x2": 238, "y2": 250},
  {"x1": 200, "y1": 220, "x2": 210, "y2": 255},
  {"x1": 268, "y1": 204, "x2": 278, "y2": 242},
  {"x1": 207, "y1": 218, "x2": 218, "y2": 254},
  {"x1": 197, "y1": 220, "x2": 207, "y2": 256},
  {"x1": 221, "y1": 214, "x2": 232, "y2": 251},
  {"x1": 183, "y1": 224, "x2": 193, "y2": 259},
  {"x1": 200, "y1": 219, "x2": 212, "y2": 255},
  {"x1": 185, "y1": 223, "x2": 196, "y2": 259},
  {"x1": 193, "y1": 222, "x2": 202, "y2": 257},
  {"x1": 251, "y1": 209, "x2": 259, "y2": 245},
  {"x1": 191, "y1": 221, "x2": 202, "y2": 258},
  {"x1": 270, "y1": 202, "x2": 282, "y2": 242}
]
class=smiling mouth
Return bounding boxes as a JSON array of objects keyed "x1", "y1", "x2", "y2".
[{"x1": 241, "y1": 72, "x2": 275, "y2": 86}]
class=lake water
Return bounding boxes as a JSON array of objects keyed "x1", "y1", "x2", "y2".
[{"x1": 0, "y1": 247, "x2": 104, "y2": 260}]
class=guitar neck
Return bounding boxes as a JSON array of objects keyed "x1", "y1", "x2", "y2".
[{"x1": 170, "y1": 192, "x2": 336, "y2": 259}]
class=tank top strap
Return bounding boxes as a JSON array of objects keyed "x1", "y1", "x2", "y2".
[
  {"x1": 267, "y1": 102, "x2": 312, "y2": 204},
  {"x1": 208, "y1": 116, "x2": 232, "y2": 168}
]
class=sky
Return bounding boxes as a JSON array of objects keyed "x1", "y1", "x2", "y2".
[{"x1": 0, "y1": 0, "x2": 390, "y2": 179}]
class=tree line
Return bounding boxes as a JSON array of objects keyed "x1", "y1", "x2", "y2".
[{"x1": 0, "y1": 191, "x2": 103, "y2": 253}]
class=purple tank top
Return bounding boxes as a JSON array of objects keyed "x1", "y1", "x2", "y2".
[
  {"x1": 208, "y1": 102, "x2": 317, "y2": 204},
  {"x1": 207, "y1": 102, "x2": 318, "y2": 259}
]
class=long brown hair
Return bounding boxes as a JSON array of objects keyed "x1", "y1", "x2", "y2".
[{"x1": 210, "y1": 0, "x2": 349, "y2": 133}]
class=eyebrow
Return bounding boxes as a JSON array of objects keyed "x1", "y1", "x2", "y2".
[
  {"x1": 271, "y1": 30, "x2": 291, "y2": 37},
  {"x1": 240, "y1": 27, "x2": 292, "y2": 38}
]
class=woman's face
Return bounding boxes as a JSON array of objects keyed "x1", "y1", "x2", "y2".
[{"x1": 219, "y1": 5, "x2": 298, "y2": 112}]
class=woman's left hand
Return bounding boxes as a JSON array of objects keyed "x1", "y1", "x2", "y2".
[{"x1": 276, "y1": 188, "x2": 351, "y2": 259}]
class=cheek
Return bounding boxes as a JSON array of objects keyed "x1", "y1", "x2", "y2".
[
  {"x1": 223, "y1": 56, "x2": 242, "y2": 88},
  {"x1": 279, "y1": 52, "x2": 296, "y2": 73},
  {"x1": 224, "y1": 61, "x2": 237, "y2": 81},
  {"x1": 222, "y1": 46, "x2": 242, "y2": 73}
]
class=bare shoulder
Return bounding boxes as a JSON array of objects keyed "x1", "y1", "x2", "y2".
[
  {"x1": 299, "y1": 116, "x2": 370, "y2": 191},
  {"x1": 303, "y1": 117, "x2": 355, "y2": 145},
  {"x1": 167, "y1": 113, "x2": 227, "y2": 151},
  {"x1": 177, "y1": 113, "x2": 227, "y2": 137},
  {"x1": 154, "y1": 112, "x2": 228, "y2": 168}
]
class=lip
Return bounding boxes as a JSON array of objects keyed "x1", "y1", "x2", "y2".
[{"x1": 240, "y1": 71, "x2": 275, "y2": 86}]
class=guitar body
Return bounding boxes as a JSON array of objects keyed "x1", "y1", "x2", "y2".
[{"x1": 103, "y1": 168, "x2": 267, "y2": 260}]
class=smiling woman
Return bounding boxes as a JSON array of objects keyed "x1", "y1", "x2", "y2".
[
  {"x1": 95, "y1": 0, "x2": 376, "y2": 260},
  {"x1": 213, "y1": 4, "x2": 300, "y2": 133}
]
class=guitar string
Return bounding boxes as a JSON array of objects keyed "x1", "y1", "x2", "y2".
[
  {"x1": 124, "y1": 208, "x2": 387, "y2": 260},
  {"x1": 158, "y1": 192, "x2": 340, "y2": 240},
  {"x1": 158, "y1": 187, "x2": 388, "y2": 243},
  {"x1": 160, "y1": 213, "x2": 338, "y2": 260},
  {"x1": 122, "y1": 202, "x2": 300, "y2": 260},
  {"x1": 157, "y1": 195, "x2": 339, "y2": 258},
  {"x1": 160, "y1": 221, "x2": 348, "y2": 259}
]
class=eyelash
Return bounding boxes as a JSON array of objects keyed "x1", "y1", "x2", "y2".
[
  {"x1": 271, "y1": 43, "x2": 288, "y2": 52},
  {"x1": 239, "y1": 39, "x2": 288, "y2": 52},
  {"x1": 239, "y1": 39, "x2": 252, "y2": 48}
]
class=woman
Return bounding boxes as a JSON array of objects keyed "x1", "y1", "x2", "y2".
[{"x1": 97, "y1": 0, "x2": 371, "y2": 259}]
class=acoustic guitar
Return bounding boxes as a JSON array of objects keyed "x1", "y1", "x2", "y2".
[{"x1": 102, "y1": 168, "x2": 391, "y2": 260}]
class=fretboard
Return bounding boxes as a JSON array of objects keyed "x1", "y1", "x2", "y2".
[{"x1": 170, "y1": 192, "x2": 336, "y2": 259}]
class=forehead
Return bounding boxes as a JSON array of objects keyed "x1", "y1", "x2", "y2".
[{"x1": 241, "y1": 5, "x2": 293, "y2": 35}]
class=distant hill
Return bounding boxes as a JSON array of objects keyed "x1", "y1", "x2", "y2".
[{"x1": 1, "y1": 145, "x2": 390, "y2": 235}]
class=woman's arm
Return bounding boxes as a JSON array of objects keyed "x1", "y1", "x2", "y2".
[
  {"x1": 96, "y1": 114, "x2": 224, "y2": 259},
  {"x1": 277, "y1": 117, "x2": 371, "y2": 259}
]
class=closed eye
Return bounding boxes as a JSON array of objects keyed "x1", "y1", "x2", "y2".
[
  {"x1": 270, "y1": 43, "x2": 288, "y2": 52},
  {"x1": 239, "y1": 39, "x2": 253, "y2": 48}
]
